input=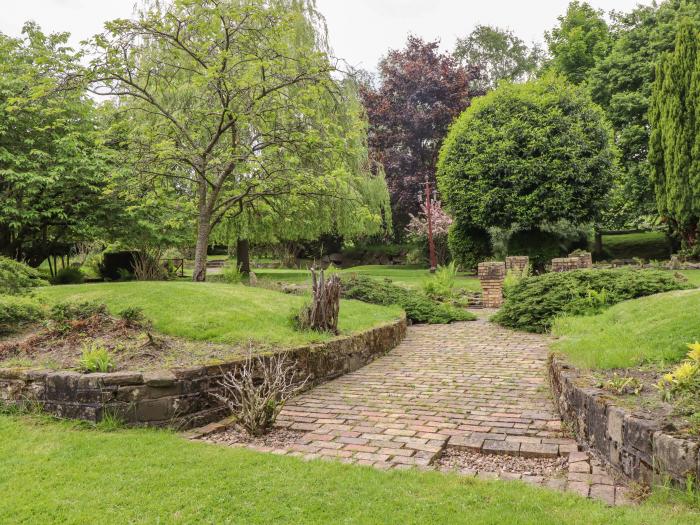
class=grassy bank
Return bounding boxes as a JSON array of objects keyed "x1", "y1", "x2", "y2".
[
  {"x1": 552, "y1": 290, "x2": 700, "y2": 369},
  {"x1": 37, "y1": 282, "x2": 403, "y2": 347},
  {"x1": 1, "y1": 415, "x2": 698, "y2": 524}
]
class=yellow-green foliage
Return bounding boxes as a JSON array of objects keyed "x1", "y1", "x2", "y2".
[{"x1": 657, "y1": 342, "x2": 700, "y2": 401}]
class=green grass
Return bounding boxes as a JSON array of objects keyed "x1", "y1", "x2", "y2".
[
  {"x1": 36, "y1": 281, "x2": 403, "y2": 347},
  {"x1": 1, "y1": 415, "x2": 699, "y2": 524},
  {"x1": 679, "y1": 270, "x2": 700, "y2": 288},
  {"x1": 601, "y1": 231, "x2": 670, "y2": 261},
  {"x1": 552, "y1": 289, "x2": 700, "y2": 369},
  {"x1": 253, "y1": 265, "x2": 482, "y2": 292}
]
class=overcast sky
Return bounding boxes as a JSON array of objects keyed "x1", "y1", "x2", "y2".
[{"x1": 2, "y1": 0, "x2": 652, "y2": 70}]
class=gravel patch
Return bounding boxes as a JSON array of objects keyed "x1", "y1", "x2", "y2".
[
  {"x1": 435, "y1": 448, "x2": 568, "y2": 477},
  {"x1": 202, "y1": 426, "x2": 305, "y2": 449}
]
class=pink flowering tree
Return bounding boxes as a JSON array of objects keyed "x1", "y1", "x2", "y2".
[{"x1": 405, "y1": 199, "x2": 453, "y2": 264}]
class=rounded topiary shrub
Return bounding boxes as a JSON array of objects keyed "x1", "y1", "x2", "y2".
[
  {"x1": 448, "y1": 222, "x2": 492, "y2": 272},
  {"x1": 0, "y1": 257, "x2": 48, "y2": 295},
  {"x1": 437, "y1": 74, "x2": 615, "y2": 234},
  {"x1": 492, "y1": 269, "x2": 689, "y2": 333}
]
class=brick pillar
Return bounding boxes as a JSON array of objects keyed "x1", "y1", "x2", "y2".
[
  {"x1": 505, "y1": 256, "x2": 529, "y2": 274},
  {"x1": 478, "y1": 262, "x2": 506, "y2": 308},
  {"x1": 551, "y1": 257, "x2": 581, "y2": 272},
  {"x1": 568, "y1": 251, "x2": 592, "y2": 269}
]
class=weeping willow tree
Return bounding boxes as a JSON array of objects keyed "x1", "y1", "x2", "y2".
[{"x1": 90, "y1": 0, "x2": 382, "y2": 280}]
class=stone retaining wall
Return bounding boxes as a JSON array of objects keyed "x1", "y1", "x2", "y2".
[
  {"x1": 549, "y1": 356, "x2": 699, "y2": 487},
  {"x1": 0, "y1": 318, "x2": 406, "y2": 429}
]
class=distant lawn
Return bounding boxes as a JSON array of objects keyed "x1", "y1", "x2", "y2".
[
  {"x1": 552, "y1": 289, "x2": 700, "y2": 369},
  {"x1": 37, "y1": 282, "x2": 403, "y2": 347},
  {"x1": 253, "y1": 265, "x2": 482, "y2": 292},
  {"x1": 601, "y1": 231, "x2": 670, "y2": 261},
  {"x1": 1, "y1": 416, "x2": 699, "y2": 524}
]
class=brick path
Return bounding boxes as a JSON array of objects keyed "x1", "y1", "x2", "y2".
[
  {"x1": 277, "y1": 316, "x2": 572, "y2": 465},
  {"x1": 195, "y1": 314, "x2": 631, "y2": 505}
]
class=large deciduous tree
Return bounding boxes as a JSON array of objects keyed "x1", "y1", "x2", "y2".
[
  {"x1": 649, "y1": 20, "x2": 700, "y2": 247},
  {"x1": 360, "y1": 36, "x2": 476, "y2": 236},
  {"x1": 437, "y1": 75, "x2": 616, "y2": 268},
  {"x1": 454, "y1": 25, "x2": 545, "y2": 92},
  {"x1": 90, "y1": 0, "x2": 384, "y2": 281},
  {"x1": 545, "y1": 1, "x2": 611, "y2": 84},
  {"x1": 589, "y1": 0, "x2": 700, "y2": 228},
  {"x1": 0, "y1": 24, "x2": 112, "y2": 267}
]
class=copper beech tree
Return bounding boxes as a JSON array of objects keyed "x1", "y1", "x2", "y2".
[
  {"x1": 89, "y1": 0, "x2": 384, "y2": 281},
  {"x1": 360, "y1": 36, "x2": 477, "y2": 235}
]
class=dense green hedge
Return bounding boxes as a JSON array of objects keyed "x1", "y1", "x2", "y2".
[
  {"x1": 0, "y1": 257, "x2": 47, "y2": 295},
  {"x1": 493, "y1": 269, "x2": 689, "y2": 333},
  {"x1": 341, "y1": 275, "x2": 475, "y2": 324},
  {"x1": 448, "y1": 222, "x2": 491, "y2": 272}
]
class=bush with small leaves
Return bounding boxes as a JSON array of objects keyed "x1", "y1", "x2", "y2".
[
  {"x1": 0, "y1": 295, "x2": 43, "y2": 334},
  {"x1": 0, "y1": 257, "x2": 48, "y2": 295},
  {"x1": 50, "y1": 267, "x2": 85, "y2": 285},
  {"x1": 342, "y1": 275, "x2": 475, "y2": 324},
  {"x1": 49, "y1": 301, "x2": 108, "y2": 322},
  {"x1": 117, "y1": 306, "x2": 146, "y2": 326},
  {"x1": 493, "y1": 269, "x2": 688, "y2": 333}
]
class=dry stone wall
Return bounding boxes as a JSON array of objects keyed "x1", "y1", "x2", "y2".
[
  {"x1": 0, "y1": 318, "x2": 406, "y2": 429},
  {"x1": 550, "y1": 356, "x2": 700, "y2": 487}
]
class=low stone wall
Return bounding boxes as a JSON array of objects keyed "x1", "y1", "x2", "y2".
[
  {"x1": 0, "y1": 318, "x2": 406, "y2": 429},
  {"x1": 549, "y1": 356, "x2": 699, "y2": 487}
]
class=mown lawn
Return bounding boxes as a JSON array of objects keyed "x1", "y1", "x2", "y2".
[
  {"x1": 601, "y1": 231, "x2": 670, "y2": 261},
  {"x1": 253, "y1": 264, "x2": 482, "y2": 292},
  {"x1": 37, "y1": 281, "x2": 403, "y2": 347},
  {"x1": 1, "y1": 415, "x2": 699, "y2": 524},
  {"x1": 552, "y1": 289, "x2": 700, "y2": 369}
]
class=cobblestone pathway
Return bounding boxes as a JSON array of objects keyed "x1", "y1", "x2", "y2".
[{"x1": 196, "y1": 315, "x2": 631, "y2": 505}]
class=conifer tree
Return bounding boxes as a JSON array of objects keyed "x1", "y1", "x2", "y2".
[{"x1": 649, "y1": 20, "x2": 700, "y2": 246}]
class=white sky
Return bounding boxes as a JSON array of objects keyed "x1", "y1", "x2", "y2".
[{"x1": 1, "y1": 0, "x2": 653, "y2": 70}]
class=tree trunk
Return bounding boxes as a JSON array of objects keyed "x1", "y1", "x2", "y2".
[
  {"x1": 593, "y1": 229, "x2": 603, "y2": 260},
  {"x1": 236, "y1": 238, "x2": 250, "y2": 275},
  {"x1": 192, "y1": 185, "x2": 211, "y2": 282}
]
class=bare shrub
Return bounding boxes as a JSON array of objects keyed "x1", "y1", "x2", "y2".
[
  {"x1": 296, "y1": 269, "x2": 340, "y2": 334},
  {"x1": 211, "y1": 349, "x2": 309, "y2": 436}
]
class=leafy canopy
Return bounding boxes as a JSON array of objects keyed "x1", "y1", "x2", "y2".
[{"x1": 437, "y1": 74, "x2": 617, "y2": 231}]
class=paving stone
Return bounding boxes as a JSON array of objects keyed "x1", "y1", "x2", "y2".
[
  {"x1": 519, "y1": 442, "x2": 559, "y2": 458},
  {"x1": 568, "y1": 461, "x2": 592, "y2": 473},
  {"x1": 482, "y1": 440, "x2": 520, "y2": 456},
  {"x1": 589, "y1": 484, "x2": 616, "y2": 506}
]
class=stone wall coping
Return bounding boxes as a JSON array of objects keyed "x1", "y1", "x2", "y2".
[{"x1": 549, "y1": 355, "x2": 700, "y2": 487}]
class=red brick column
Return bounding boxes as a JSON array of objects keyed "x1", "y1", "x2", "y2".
[
  {"x1": 478, "y1": 262, "x2": 506, "y2": 308},
  {"x1": 505, "y1": 256, "x2": 529, "y2": 274},
  {"x1": 551, "y1": 257, "x2": 581, "y2": 272}
]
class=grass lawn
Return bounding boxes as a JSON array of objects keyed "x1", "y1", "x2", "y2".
[
  {"x1": 36, "y1": 282, "x2": 403, "y2": 347},
  {"x1": 253, "y1": 265, "x2": 482, "y2": 292},
  {"x1": 552, "y1": 289, "x2": 700, "y2": 369},
  {"x1": 601, "y1": 231, "x2": 670, "y2": 261},
  {"x1": 1, "y1": 416, "x2": 699, "y2": 524}
]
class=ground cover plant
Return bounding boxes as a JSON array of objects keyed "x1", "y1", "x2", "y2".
[
  {"x1": 1, "y1": 415, "x2": 700, "y2": 524},
  {"x1": 493, "y1": 269, "x2": 689, "y2": 333},
  {"x1": 341, "y1": 275, "x2": 475, "y2": 324},
  {"x1": 36, "y1": 281, "x2": 402, "y2": 347},
  {"x1": 552, "y1": 289, "x2": 700, "y2": 437}
]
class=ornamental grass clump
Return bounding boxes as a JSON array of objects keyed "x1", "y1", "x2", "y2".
[{"x1": 78, "y1": 343, "x2": 115, "y2": 373}]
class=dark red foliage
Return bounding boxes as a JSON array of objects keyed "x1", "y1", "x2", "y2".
[{"x1": 361, "y1": 36, "x2": 478, "y2": 236}]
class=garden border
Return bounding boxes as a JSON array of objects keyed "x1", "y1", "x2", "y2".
[
  {"x1": 549, "y1": 355, "x2": 699, "y2": 487},
  {"x1": 0, "y1": 317, "x2": 406, "y2": 429}
]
